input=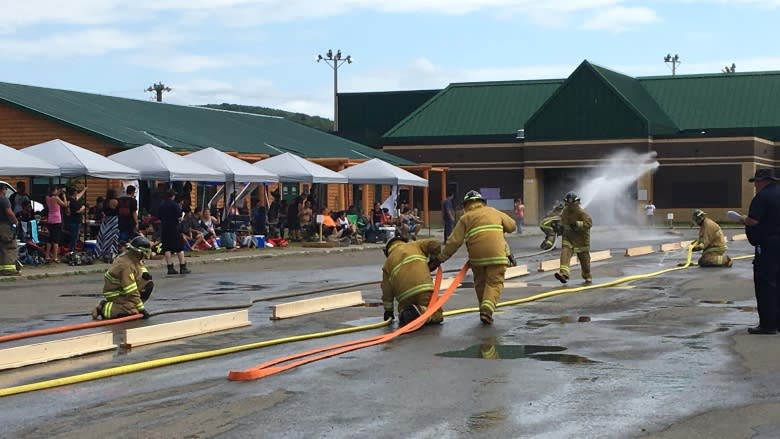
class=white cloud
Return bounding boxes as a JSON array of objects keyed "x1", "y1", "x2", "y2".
[
  {"x1": 0, "y1": 29, "x2": 143, "y2": 59},
  {"x1": 128, "y1": 53, "x2": 263, "y2": 73},
  {"x1": 581, "y1": 6, "x2": 660, "y2": 32}
]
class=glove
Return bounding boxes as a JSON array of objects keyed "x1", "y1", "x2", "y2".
[
  {"x1": 428, "y1": 257, "x2": 441, "y2": 272},
  {"x1": 142, "y1": 271, "x2": 153, "y2": 281},
  {"x1": 383, "y1": 310, "x2": 395, "y2": 321},
  {"x1": 507, "y1": 253, "x2": 517, "y2": 267},
  {"x1": 141, "y1": 281, "x2": 154, "y2": 302},
  {"x1": 554, "y1": 224, "x2": 564, "y2": 236},
  {"x1": 727, "y1": 210, "x2": 744, "y2": 222},
  {"x1": 570, "y1": 223, "x2": 578, "y2": 231},
  {"x1": 141, "y1": 309, "x2": 151, "y2": 319}
]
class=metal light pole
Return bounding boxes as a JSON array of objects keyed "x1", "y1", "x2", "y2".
[
  {"x1": 316, "y1": 49, "x2": 353, "y2": 132},
  {"x1": 664, "y1": 53, "x2": 681, "y2": 76}
]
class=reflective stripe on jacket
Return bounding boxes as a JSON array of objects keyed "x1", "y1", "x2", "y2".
[
  {"x1": 439, "y1": 203, "x2": 515, "y2": 266},
  {"x1": 102, "y1": 253, "x2": 146, "y2": 310},
  {"x1": 381, "y1": 239, "x2": 441, "y2": 311}
]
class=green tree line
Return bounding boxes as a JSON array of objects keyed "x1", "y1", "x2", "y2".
[{"x1": 202, "y1": 103, "x2": 333, "y2": 132}]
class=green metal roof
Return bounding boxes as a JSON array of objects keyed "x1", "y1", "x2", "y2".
[
  {"x1": 0, "y1": 81, "x2": 413, "y2": 165},
  {"x1": 337, "y1": 89, "x2": 440, "y2": 147},
  {"x1": 638, "y1": 70, "x2": 780, "y2": 132},
  {"x1": 383, "y1": 79, "x2": 564, "y2": 143}
]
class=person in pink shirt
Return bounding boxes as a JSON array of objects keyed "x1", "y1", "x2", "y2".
[{"x1": 45, "y1": 185, "x2": 69, "y2": 262}]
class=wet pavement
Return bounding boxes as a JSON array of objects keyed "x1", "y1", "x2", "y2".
[{"x1": 1, "y1": 226, "x2": 779, "y2": 439}]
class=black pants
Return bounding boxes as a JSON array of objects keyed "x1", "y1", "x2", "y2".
[{"x1": 753, "y1": 243, "x2": 780, "y2": 330}]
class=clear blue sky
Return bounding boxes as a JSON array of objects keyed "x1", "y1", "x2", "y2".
[{"x1": 2, "y1": 0, "x2": 778, "y2": 118}]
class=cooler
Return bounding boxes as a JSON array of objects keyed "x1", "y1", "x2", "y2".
[
  {"x1": 83, "y1": 240, "x2": 97, "y2": 253},
  {"x1": 255, "y1": 235, "x2": 266, "y2": 248}
]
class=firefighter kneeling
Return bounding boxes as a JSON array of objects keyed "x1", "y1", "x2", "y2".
[
  {"x1": 381, "y1": 236, "x2": 444, "y2": 327},
  {"x1": 691, "y1": 209, "x2": 732, "y2": 267},
  {"x1": 92, "y1": 236, "x2": 154, "y2": 320}
]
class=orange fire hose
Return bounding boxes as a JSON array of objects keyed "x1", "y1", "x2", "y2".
[
  {"x1": 0, "y1": 314, "x2": 143, "y2": 344},
  {"x1": 228, "y1": 263, "x2": 470, "y2": 381}
]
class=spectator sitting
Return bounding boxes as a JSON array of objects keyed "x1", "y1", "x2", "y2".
[
  {"x1": 336, "y1": 210, "x2": 356, "y2": 239},
  {"x1": 320, "y1": 207, "x2": 343, "y2": 241},
  {"x1": 179, "y1": 209, "x2": 207, "y2": 251},
  {"x1": 198, "y1": 207, "x2": 220, "y2": 249},
  {"x1": 399, "y1": 207, "x2": 422, "y2": 241}
]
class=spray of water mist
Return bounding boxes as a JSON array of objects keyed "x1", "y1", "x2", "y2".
[{"x1": 575, "y1": 150, "x2": 659, "y2": 229}]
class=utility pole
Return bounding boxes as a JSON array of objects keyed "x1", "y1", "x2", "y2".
[
  {"x1": 316, "y1": 49, "x2": 353, "y2": 132},
  {"x1": 146, "y1": 82, "x2": 172, "y2": 102},
  {"x1": 664, "y1": 53, "x2": 681, "y2": 76}
]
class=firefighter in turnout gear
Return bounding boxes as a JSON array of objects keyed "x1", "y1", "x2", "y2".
[
  {"x1": 691, "y1": 209, "x2": 732, "y2": 267},
  {"x1": 92, "y1": 236, "x2": 154, "y2": 320},
  {"x1": 381, "y1": 236, "x2": 444, "y2": 327},
  {"x1": 555, "y1": 191, "x2": 593, "y2": 285},
  {"x1": 430, "y1": 190, "x2": 516, "y2": 325},
  {"x1": 539, "y1": 200, "x2": 564, "y2": 250}
]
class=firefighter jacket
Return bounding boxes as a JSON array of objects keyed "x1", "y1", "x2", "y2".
[
  {"x1": 439, "y1": 203, "x2": 516, "y2": 266},
  {"x1": 540, "y1": 207, "x2": 564, "y2": 235},
  {"x1": 694, "y1": 217, "x2": 727, "y2": 253},
  {"x1": 102, "y1": 252, "x2": 149, "y2": 310},
  {"x1": 560, "y1": 204, "x2": 592, "y2": 252},
  {"x1": 381, "y1": 239, "x2": 441, "y2": 312}
]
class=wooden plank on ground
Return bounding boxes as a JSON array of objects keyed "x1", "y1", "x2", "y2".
[
  {"x1": 660, "y1": 242, "x2": 682, "y2": 252},
  {"x1": 505, "y1": 264, "x2": 529, "y2": 279},
  {"x1": 680, "y1": 240, "x2": 693, "y2": 248},
  {"x1": 625, "y1": 245, "x2": 654, "y2": 257},
  {"x1": 538, "y1": 250, "x2": 611, "y2": 272},
  {"x1": 731, "y1": 233, "x2": 747, "y2": 241},
  {"x1": 590, "y1": 249, "x2": 612, "y2": 262},
  {"x1": 123, "y1": 310, "x2": 250, "y2": 348},
  {"x1": 0, "y1": 332, "x2": 115, "y2": 370},
  {"x1": 272, "y1": 291, "x2": 364, "y2": 320},
  {"x1": 440, "y1": 277, "x2": 461, "y2": 290}
]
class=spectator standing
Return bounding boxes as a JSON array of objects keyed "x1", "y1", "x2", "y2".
[
  {"x1": 117, "y1": 185, "x2": 139, "y2": 243},
  {"x1": 299, "y1": 200, "x2": 313, "y2": 239},
  {"x1": 45, "y1": 185, "x2": 69, "y2": 263},
  {"x1": 644, "y1": 200, "x2": 656, "y2": 227},
  {"x1": 252, "y1": 202, "x2": 268, "y2": 236},
  {"x1": 159, "y1": 189, "x2": 190, "y2": 275},
  {"x1": 442, "y1": 193, "x2": 455, "y2": 242},
  {"x1": 287, "y1": 196, "x2": 302, "y2": 241},
  {"x1": 0, "y1": 184, "x2": 20, "y2": 276},
  {"x1": 65, "y1": 186, "x2": 87, "y2": 252},
  {"x1": 10, "y1": 181, "x2": 30, "y2": 215},
  {"x1": 513, "y1": 198, "x2": 525, "y2": 234},
  {"x1": 95, "y1": 188, "x2": 120, "y2": 262},
  {"x1": 735, "y1": 169, "x2": 780, "y2": 334}
]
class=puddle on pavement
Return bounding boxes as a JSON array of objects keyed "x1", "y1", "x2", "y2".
[
  {"x1": 665, "y1": 326, "x2": 729, "y2": 339},
  {"x1": 467, "y1": 408, "x2": 508, "y2": 431},
  {"x1": 700, "y1": 300, "x2": 735, "y2": 305},
  {"x1": 213, "y1": 281, "x2": 274, "y2": 292},
  {"x1": 526, "y1": 316, "x2": 591, "y2": 328},
  {"x1": 437, "y1": 343, "x2": 595, "y2": 363}
]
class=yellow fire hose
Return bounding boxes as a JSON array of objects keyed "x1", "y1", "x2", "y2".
[{"x1": 0, "y1": 246, "x2": 752, "y2": 397}]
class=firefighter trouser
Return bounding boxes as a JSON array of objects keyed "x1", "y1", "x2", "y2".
[
  {"x1": 699, "y1": 249, "x2": 732, "y2": 267},
  {"x1": 0, "y1": 224, "x2": 17, "y2": 275},
  {"x1": 398, "y1": 290, "x2": 443, "y2": 324},
  {"x1": 102, "y1": 294, "x2": 143, "y2": 319},
  {"x1": 559, "y1": 245, "x2": 591, "y2": 281},
  {"x1": 471, "y1": 264, "x2": 507, "y2": 317}
]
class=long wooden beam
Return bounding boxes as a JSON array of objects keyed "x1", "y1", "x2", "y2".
[
  {"x1": 538, "y1": 250, "x2": 612, "y2": 272},
  {"x1": 123, "y1": 310, "x2": 251, "y2": 348},
  {"x1": 272, "y1": 291, "x2": 364, "y2": 320},
  {"x1": 0, "y1": 332, "x2": 115, "y2": 370}
]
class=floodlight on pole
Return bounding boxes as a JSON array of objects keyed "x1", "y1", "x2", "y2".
[
  {"x1": 316, "y1": 48, "x2": 353, "y2": 132},
  {"x1": 663, "y1": 53, "x2": 681, "y2": 76}
]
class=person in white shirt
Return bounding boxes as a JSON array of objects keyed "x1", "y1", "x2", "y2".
[{"x1": 644, "y1": 201, "x2": 656, "y2": 227}]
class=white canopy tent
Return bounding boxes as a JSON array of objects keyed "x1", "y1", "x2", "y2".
[
  {"x1": 338, "y1": 159, "x2": 428, "y2": 187},
  {"x1": 23, "y1": 139, "x2": 140, "y2": 179},
  {"x1": 109, "y1": 143, "x2": 224, "y2": 182},
  {"x1": 185, "y1": 147, "x2": 278, "y2": 183},
  {"x1": 0, "y1": 143, "x2": 61, "y2": 177},
  {"x1": 254, "y1": 152, "x2": 348, "y2": 184}
]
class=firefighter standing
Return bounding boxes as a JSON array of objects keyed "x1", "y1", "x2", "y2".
[
  {"x1": 92, "y1": 236, "x2": 154, "y2": 320},
  {"x1": 691, "y1": 209, "x2": 732, "y2": 267},
  {"x1": 430, "y1": 190, "x2": 516, "y2": 325},
  {"x1": 381, "y1": 236, "x2": 443, "y2": 327},
  {"x1": 539, "y1": 200, "x2": 564, "y2": 250},
  {"x1": 555, "y1": 191, "x2": 593, "y2": 285}
]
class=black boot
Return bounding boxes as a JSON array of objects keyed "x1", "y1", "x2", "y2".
[
  {"x1": 399, "y1": 304, "x2": 422, "y2": 327},
  {"x1": 91, "y1": 300, "x2": 105, "y2": 320},
  {"x1": 179, "y1": 263, "x2": 191, "y2": 274},
  {"x1": 167, "y1": 264, "x2": 178, "y2": 275}
]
